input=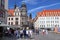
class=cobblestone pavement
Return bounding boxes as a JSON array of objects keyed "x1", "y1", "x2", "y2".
[{"x1": 1, "y1": 32, "x2": 60, "y2": 40}]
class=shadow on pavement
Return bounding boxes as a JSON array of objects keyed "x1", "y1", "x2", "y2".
[{"x1": 0, "y1": 36, "x2": 17, "y2": 40}]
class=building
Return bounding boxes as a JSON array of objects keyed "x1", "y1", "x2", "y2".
[
  {"x1": 0, "y1": 0, "x2": 8, "y2": 33},
  {"x1": 0, "y1": 0, "x2": 5, "y2": 23},
  {"x1": 8, "y1": 9, "x2": 14, "y2": 16},
  {"x1": 20, "y1": 2, "x2": 28, "y2": 27},
  {"x1": 0, "y1": 0, "x2": 8, "y2": 24},
  {"x1": 0, "y1": 0, "x2": 8, "y2": 10},
  {"x1": 5, "y1": 0, "x2": 8, "y2": 10},
  {"x1": 7, "y1": 3, "x2": 28, "y2": 28},
  {"x1": 28, "y1": 13, "x2": 34, "y2": 29},
  {"x1": 7, "y1": 16, "x2": 21, "y2": 27},
  {"x1": 7, "y1": 6, "x2": 21, "y2": 28},
  {"x1": 34, "y1": 10, "x2": 60, "y2": 29}
]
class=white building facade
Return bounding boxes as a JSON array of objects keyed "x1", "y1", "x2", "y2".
[
  {"x1": 7, "y1": 3, "x2": 28, "y2": 28},
  {"x1": 7, "y1": 7, "x2": 21, "y2": 28},
  {"x1": 34, "y1": 10, "x2": 60, "y2": 29},
  {"x1": 7, "y1": 16, "x2": 20, "y2": 26}
]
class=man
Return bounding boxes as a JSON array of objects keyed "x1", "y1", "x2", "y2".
[
  {"x1": 20, "y1": 30, "x2": 23, "y2": 38},
  {"x1": 29, "y1": 29, "x2": 33, "y2": 38},
  {"x1": 23, "y1": 29, "x2": 26, "y2": 38}
]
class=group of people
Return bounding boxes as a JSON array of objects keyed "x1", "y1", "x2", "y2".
[
  {"x1": 14, "y1": 29, "x2": 33, "y2": 39},
  {"x1": 35, "y1": 28, "x2": 48, "y2": 35},
  {"x1": 4, "y1": 27, "x2": 48, "y2": 39},
  {"x1": 4, "y1": 28, "x2": 15, "y2": 37}
]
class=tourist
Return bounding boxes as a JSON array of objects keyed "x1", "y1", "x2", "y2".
[
  {"x1": 14, "y1": 29, "x2": 20, "y2": 38},
  {"x1": 42, "y1": 29, "x2": 45, "y2": 35},
  {"x1": 20, "y1": 30, "x2": 23, "y2": 38},
  {"x1": 36, "y1": 29, "x2": 39, "y2": 35},
  {"x1": 23, "y1": 29, "x2": 26, "y2": 38},
  {"x1": 26, "y1": 29, "x2": 29, "y2": 38},
  {"x1": 45, "y1": 30, "x2": 48, "y2": 35},
  {"x1": 29, "y1": 29, "x2": 33, "y2": 38}
]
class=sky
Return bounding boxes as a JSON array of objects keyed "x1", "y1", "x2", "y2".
[{"x1": 9, "y1": 0, "x2": 60, "y2": 18}]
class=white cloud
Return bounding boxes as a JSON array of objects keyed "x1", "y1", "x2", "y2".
[
  {"x1": 21, "y1": 0, "x2": 38, "y2": 4},
  {"x1": 28, "y1": 3, "x2": 60, "y2": 13},
  {"x1": 19, "y1": 0, "x2": 48, "y2": 5}
]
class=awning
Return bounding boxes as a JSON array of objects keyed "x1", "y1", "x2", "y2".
[
  {"x1": 0, "y1": 23, "x2": 9, "y2": 27},
  {"x1": 9, "y1": 25, "x2": 21, "y2": 28}
]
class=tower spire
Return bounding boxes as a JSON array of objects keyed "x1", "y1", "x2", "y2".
[
  {"x1": 14, "y1": 4, "x2": 17, "y2": 9},
  {"x1": 29, "y1": 13, "x2": 32, "y2": 19},
  {"x1": 14, "y1": 0, "x2": 17, "y2": 9},
  {"x1": 21, "y1": 2, "x2": 26, "y2": 7}
]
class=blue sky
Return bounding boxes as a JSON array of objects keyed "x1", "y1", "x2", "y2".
[{"x1": 9, "y1": 0, "x2": 60, "y2": 18}]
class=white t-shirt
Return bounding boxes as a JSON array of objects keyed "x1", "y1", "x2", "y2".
[
  {"x1": 20, "y1": 30, "x2": 23, "y2": 34},
  {"x1": 43, "y1": 30, "x2": 45, "y2": 32},
  {"x1": 26, "y1": 30, "x2": 29, "y2": 34},
  {"x1": 29, "y1": 30, "x2": 32, "y2": 35}
]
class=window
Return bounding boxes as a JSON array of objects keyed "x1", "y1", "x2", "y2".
[
  {"x1": 15, "y1": 21, "x2": 18, "y2": 25},
  {"x1": 51, "y1": 24, "x2": 53, "y2": 27},
  {"x1": 55, "y1": 17, "x2": 59, "y2": 19},
  {"x1": 16, "y1": 18, "x2": 18, "y2": 20},
  {"x1": 11, "y1": 22, "x2": 13, "y2": 25},
  {"x1": 22, "y1": 22, "x2": 23, "y2": 24},
  {"x1": 18, "y1": 12, "x2": 19, "y2": 16},
  {"x1": 55, "y1": 21, "x2": 59, "y2": 23},
  {"x1": 44, "y1": 25, "x2": 45, "y2": 27},
  {"x1": 11, "y1": 18, "x2": 13, "y2": 20},
  {"x1": 9, "y1": 18, "x2": 10, "y2": 20},
  {"x1": 40, "y1": 25, "x2": 41, "y2": 27},
  {"x1": 51, "y1": 21, "x2": 53, "y2": 23},
  {"x1": 47, "y1": 24, "x2": 50, "y2": 27},
  {"x1": 58, "y1": 25, "x2": 59, "y2": 27},
  {"x1": 47, "y1": 21, "x2": 50, "y2": 23},
  {"x1": 8, "y1": 22, "x2": 10, "y2": 25},
  {"x1": 15, "y1": 12, "x2": 16, "y2": 15}
]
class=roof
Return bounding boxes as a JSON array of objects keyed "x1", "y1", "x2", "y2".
[
  {"x1": 37, "y1": 10, "x2": 60, "y2": 17},
  {"x1": 8, "y1": 9, "x2": 14, "y2": 16}
]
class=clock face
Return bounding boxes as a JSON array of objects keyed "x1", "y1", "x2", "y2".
[{"x1": 22, "y1": 12, "x2": 26, "y2": 15}]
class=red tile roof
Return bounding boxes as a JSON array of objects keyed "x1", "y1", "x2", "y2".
[
  {"x1": 8, "y1": 9, "x2": 14, "y2": 16},
  {"x1": 37, "y1": 10, "x2": 60, "y2": 17}
]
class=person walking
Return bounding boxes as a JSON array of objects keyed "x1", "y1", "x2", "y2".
[
  {"x1": 20, "y1": 30, "x2": 23, "y2": 38},
  {"x1": 14, "y1": 30, "x2": 20, "y2": 38},
  {"x1": 23, "y1": 29, "x2": 26, "y2": 38},
  {"x1": 45, "y1": 30, "x2": 48, "y2": 35},
  {"x1": 29, "y1": 29, "x2": 33, "y2": 38},
  {"x1": 42, "y1": 29, "x2": 45, "y2": 35},
  {"x1": 26, "y1": 29, "x2": 29, "y2": 38}
]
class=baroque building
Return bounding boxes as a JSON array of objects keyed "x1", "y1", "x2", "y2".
[
  {"x1": 34, "y1": 10, "x2": 60, "y2": 30},
  {"x1": 20, "y1": 2, "x2": 28, "y2": 27},
  {"x1": 28, "y1": 13, "x2": 34, "y2": 29},
  {"x1": 7, "y1": 2, "x2": 28, "y2": 28},
  {"x1": 7, "y1": 6, "x2": 21, "y2": 28}
]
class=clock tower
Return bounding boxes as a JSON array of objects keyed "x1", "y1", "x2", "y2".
[{"x1": 20, "y1": 2, "x2": 28, "y2": 28}]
